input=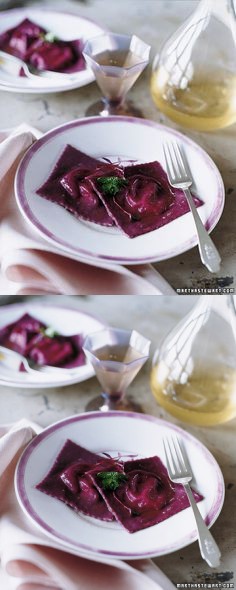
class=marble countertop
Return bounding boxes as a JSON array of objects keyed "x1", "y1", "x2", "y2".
[
  {"x1": 0, "y1": 294, "x2": 235, "y2": 585},
  {"x1": 0, "y1": 0, "x2": 235, "y2": 293}
]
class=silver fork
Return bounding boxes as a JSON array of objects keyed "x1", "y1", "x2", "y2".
[
  {"x1": 163, "y1": 436, "x2": 221, "y2": 568},
  {"x1": 0, "y1": 50, "x2": 78, "y2": 82},
  {"x1": 0, "y1": 345, "x2": 81, "y2": 377},
  {"x1": 163, "y1": 141, "x2": 221, "y2": 273}
]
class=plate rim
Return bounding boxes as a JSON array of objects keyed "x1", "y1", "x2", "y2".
[
  {"x1": 15, "y1": 411, "x2": 225, "y2": 559},
  {"x1": 0, "y1": 300, "x2": 106, "y2": 387},
  {"x1": 0, "y1": 6, "x2": 106, "y2": 93},
  {"x1": 15, "y1": 116, "x2": 225, "y2": 265}
]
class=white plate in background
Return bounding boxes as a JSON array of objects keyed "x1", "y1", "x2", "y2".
[
  {"x1": 0, "y1": 301, "x2": 105, "y2": 388},
  {"x1": 0, "y1": 7, "x2": 105, "y2": 93}
]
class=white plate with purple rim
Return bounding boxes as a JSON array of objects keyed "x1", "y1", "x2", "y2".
[
  {"x1": 0, "y1": 302, "x2": 105, "y2": 388},
  {"x1": 15, "y1": 116, "x2": 225, "y2": 265},
  {"x1": 0, "y1": 8, "x2": 105, "y2": 93},
  {"x1": 15, "y1": 411, "x2": 224, "y2": 560}
]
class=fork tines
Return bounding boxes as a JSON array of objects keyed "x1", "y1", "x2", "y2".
[
  {"x1": 163, "y1": 435, "x2": 191, "y2": 478},
  {"x1": 163, "y1": 140, "x2": 191, "y2": 184}
]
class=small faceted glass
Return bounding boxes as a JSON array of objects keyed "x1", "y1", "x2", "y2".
[
  {"x1": 150, "y1": 0, "x2": 236, "y2": 131},
  {"x1": 83, "y1": 33, "x2": 150, "y2": 117},
  {"x1": 83, "y1": 327, "x2": 150, "y2": 412},
  {"x1": 151, "y1": 295, "x2": 236, "y2": 426}
]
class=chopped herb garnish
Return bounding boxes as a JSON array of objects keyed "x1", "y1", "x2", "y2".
[
  {"x1": 40, "y1": 326, "x2": 59, "y2": 338},
  {"x1": 97, "y1": 471, "x2": 127, "y2": 491},
  {"x1": 40, "y1": 31, "x2": 59, "y2": 43},
  {"x1": 97, "y1": 176, "x2": 127, "y2": 197}
]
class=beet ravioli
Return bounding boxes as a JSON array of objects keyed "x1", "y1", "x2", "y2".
[
  {"x1": 0, "y1": 18, "x2": 85, "y2": 73},
  {"x1": 36, "y1": 439, "x2": 203, "y2": 533},
  {"x1": 0, "y1": 313, "x2": 85, "y2": 368},
  {"x1": 36, "y1": 145, "x2": 203, "y2": 238}
]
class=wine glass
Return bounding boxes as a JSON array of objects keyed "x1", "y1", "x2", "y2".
[
  {"x1": 83, "y1": 327, "x2": 150, "y2": 412},
  {"x1": 83, "y1": 33, "x2": 150, "y2": 117}
]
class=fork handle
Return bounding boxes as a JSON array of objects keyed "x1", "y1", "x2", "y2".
[
  {"x1": 184, "y1": 483, "x2": 221, "y2": 568},
  {"x1": 184, "y1": 188, "x2": 221, "y2": 273}
]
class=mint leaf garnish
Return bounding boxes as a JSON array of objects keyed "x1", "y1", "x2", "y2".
[
  {"x1": 97, "y1": 471, "x2": 127, "y2": 491},
  {"x1": 41, "y1": 32, "x2": 59, "y2": 43},
  {"x1": 97, "y1": 176, "x2": 127, "y2": 197},
  {"x1": 40, "y1": 326, "x2": 59, "y2": 338}
]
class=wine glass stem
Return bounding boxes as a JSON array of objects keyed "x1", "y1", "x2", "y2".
[
  {"x1": 102, "y1": 391, "x2": 125, "y2": 407},
  {"x1": 103, "y1": 97, "x2": 125, "y2": 114}
]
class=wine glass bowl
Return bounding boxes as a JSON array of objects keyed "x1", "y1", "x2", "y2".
[
  {"x1": 83, "y1": 33, "x2": 150, "y2": 117},
  {"x1": 83, "y1": 327, "x2": 150, "y2": 412}
]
